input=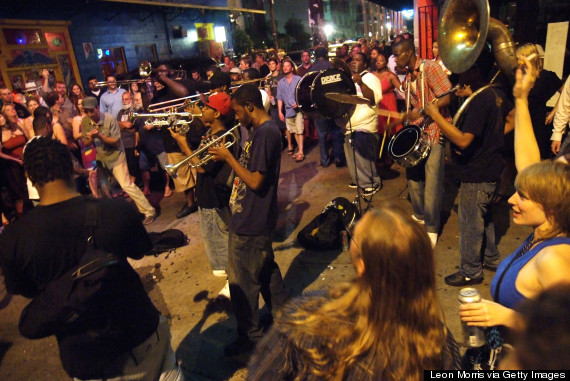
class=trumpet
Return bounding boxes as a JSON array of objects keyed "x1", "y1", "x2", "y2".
[
  {"x1": 129, "y1": 111, "x2": 202, "y2": 134},
  {"x1": 165, "y1": 124, "x2": 241, "y2": 178}
]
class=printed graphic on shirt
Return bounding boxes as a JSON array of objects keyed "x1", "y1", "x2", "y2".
[{"x1": 229, "y1": 139, "x2": 251, "y2": 214}]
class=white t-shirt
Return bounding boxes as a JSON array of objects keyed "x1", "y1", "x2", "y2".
[{"x1": 346, "y1": 72, "x2": 382, "y2": 134}]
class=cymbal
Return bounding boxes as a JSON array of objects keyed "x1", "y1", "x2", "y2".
[{"x1": 325, "y1": 92, "x2": 370, "y2": 105}]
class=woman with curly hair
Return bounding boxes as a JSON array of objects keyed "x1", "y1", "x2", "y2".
[{"x1": 248, "y1": 200, "x2": 460, "y2": 380}]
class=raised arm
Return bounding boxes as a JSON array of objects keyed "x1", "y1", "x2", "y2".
[{"x1": 513, "y1": 56, "x2": 541, "y2": 171}]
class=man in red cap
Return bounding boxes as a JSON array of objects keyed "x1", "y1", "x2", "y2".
[{"x1": 170, "y1": 92, "x2": 237, "y2": 299}]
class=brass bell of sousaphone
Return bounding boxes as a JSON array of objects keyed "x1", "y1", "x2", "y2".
[{"x1": 437, "y1": 0, "x2": 517, "y2": 79}]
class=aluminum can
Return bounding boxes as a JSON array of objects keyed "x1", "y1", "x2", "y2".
[
  {"x1": 341, "y1": 230, "x2": 349, "y2": 251},
  {"x1": 458, "y1": 287, "x2": 486, "y2": 347}
]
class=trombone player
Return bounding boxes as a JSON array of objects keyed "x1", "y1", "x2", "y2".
[
  {"x1": 151, "y1": 62, "x2": 203, "y2": 218},
  {"x1": 169, "y1": 92, "x2": 238, "y2": 299}
]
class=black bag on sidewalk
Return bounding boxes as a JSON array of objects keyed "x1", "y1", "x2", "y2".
[
  {"x1": 297, "y1": 197, "x2": 360, "y2": 250},
  {"x1": 19, "y1": 201, "x2": 122, "y2": 339},
  {"x1": 147, "y1": 229, "x2": 188, "y2": 256}
]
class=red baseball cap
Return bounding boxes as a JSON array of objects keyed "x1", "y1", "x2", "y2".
[{"x1": 200, "y1": 92, "x2": 231, "y2": 116}]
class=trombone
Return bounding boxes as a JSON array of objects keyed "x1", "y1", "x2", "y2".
[
  {"x1": 165, "y1": 123, "x2": 240, "y2": 178},
  {"x1": 148, "y1": 78, "x2": 268, "y2": 113},
  {"x1": 94, "y1": 61, "x2": 187, "y2": 89}
]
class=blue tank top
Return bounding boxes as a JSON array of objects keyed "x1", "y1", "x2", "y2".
[{"x1": 490, "y1": 236, "x2": 570, "y2": 309}]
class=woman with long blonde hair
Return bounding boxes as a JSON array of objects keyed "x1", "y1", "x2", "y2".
[{"x1": 248, "y1": 201, "x2": 460, "y2": 380}]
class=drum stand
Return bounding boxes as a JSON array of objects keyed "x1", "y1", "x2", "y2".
[{"x1": 347, "y1": 124, "x2": 379, "y2": 215}]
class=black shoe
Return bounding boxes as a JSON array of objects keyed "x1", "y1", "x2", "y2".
[
  {"x1": 335, "y1": 159, "x2": 346, "y2": 168},
  {"x1": 224, "y1": 337, "x2": 254, "y2": 357},
  {"x1": 483, "y1": 262, "x2": 499, "y2": 271},
  {"x1": 176, "y1": 204, "x2": 198, "y2": 219},
  {"x1": 321, "y1": 160, "x2": 331, "y2": 168},
  {"x1": 444, "y1": 271, "x2": 483, "y2": 287}
]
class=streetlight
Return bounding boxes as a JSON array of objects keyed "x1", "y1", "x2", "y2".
[{"x1": 324, "y1": 24, "x2": 334, "y2": 39}]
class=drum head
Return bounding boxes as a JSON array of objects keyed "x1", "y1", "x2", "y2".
[
  {"x1": 389, "y1": 126, "x2": 420, "y2": 157},
  {"x1": 296, "y1": 71, "x2": 320, "y2": 119},
  {"x1": 312, "y1": 69, "x2": 356, "y2": 119}
]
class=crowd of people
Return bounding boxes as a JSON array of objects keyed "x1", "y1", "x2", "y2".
[{"x1": 1, "y1": 30, "x2": 570, "y2": 380}]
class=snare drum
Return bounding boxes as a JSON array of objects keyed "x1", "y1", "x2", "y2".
[
  {"x1": 387, "y1": 124, "x2": 431, "y2": 167},
  {"x1": 295, "y1": 69, "x2": 356, "y2": 119}
]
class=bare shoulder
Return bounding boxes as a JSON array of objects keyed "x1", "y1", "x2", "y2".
[{"x1": 535, "y1": 243, "x2": 570, "y2": 287}]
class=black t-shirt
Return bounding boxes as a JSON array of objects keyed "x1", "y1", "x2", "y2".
[
  {"x1": 459, "y1": 86, "x2": 513, "y2": 183},
  {"x1": 528, "y1": 70, "x2": 562, "y2": 158},
  {"x1": 136, "y1": 116, "x2": 165, "y2": 156},
  {"x1": 229, "y1": 120, "x2": 282, "y2": 235},
  {"x1": 195, "y1": 129, "x2": 232, "y2": 209},
  {"x1": 0, "y1": 196, "x2": 159, "y2": 379}
]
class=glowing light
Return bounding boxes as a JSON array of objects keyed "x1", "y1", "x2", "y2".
[
  {"x1": 402, "y1": 9, "x2": 414, "y2": 19},
  {"x1": 214, "y1": 26, "x2": 226, "y2": 42},
  {"x1": 386, "y1": 22, "x2": 392, "y2": 30},
  {"x1": 105, "y1": 49, "x2": 110, "y2": 56},
  {"x1": 97, "y1": 49, "x2": 103, "y2": 59},
  {"x1": 189, "y1": 30, "x2": 198, "y2": 42},
  {"x1": 324, "y1": 24, "x2": 334, "y2": 37}
]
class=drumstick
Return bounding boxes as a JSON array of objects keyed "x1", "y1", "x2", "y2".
[
  {"x1": 376, "y1": 109, "x2": 404, "y2": 120},
  {"x1": 379, "y1": 114, "x2": 390, "y2": 159}
]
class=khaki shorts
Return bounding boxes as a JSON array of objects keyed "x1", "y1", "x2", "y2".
[
  {"x1": 166, "y1": 151, "x2": 197, "y2": 192},
  {"x1": 285, "y1": 112, "x2": 304, "y2": 135}
]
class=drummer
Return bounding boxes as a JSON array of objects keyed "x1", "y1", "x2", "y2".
[{"x1": 311, "y1": 46, "x2": 346, "y2": 168}]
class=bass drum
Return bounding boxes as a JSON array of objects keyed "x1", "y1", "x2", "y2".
[
  {"x1": 295, "y1": 69, "x2": 356, "y2": 119},
  {"x1": 387, "y1": 124, "x2": 431, "y2": 168}
]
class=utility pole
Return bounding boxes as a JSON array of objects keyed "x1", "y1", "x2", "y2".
[{"x1": 268, "y1": 0, "x2": 279, "y2": 49}]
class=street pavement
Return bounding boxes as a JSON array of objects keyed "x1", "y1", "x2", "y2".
[{"x1": 0, "y1": 137, "x2": 530, "y2": 380}]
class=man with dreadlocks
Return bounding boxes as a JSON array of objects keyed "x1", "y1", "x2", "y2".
[{"x1": 0, "y1": 137, "x2": 183, "y2": 380}]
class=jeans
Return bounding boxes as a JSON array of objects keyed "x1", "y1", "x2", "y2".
[
  {"x1": 315, "y1": 118, "x2": 344, "y2": 166},
  {"x1": 111, "y1": 153, "x2": 155, "y2": 218},
  {"x1": 198, "y1": 206, "x2": 230, "y2": 271},
  {"x1": 406, "y1": 142, "x2": 444, "y2": 234},
  {"x1": 458, "y1": 181, "x2": 500, "y2": 279},
  {"x1": 227, "y1": 232, "x2": 287, "y2": 342},
  {"x1": 343, "y1": 132, "x2": 381, "y2": 189}
]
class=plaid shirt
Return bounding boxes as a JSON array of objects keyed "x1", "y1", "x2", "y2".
[{"x1": 403, "y1": 59, "x2": 452, "y2": 145}]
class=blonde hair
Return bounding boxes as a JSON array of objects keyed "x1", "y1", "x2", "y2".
[
  {"x1": 515, "y1": 161, "x2": 570, "y2": 238},
  {"x1": 516, "y1": 43, "x2": 541, "y2": 76},
  {"x1": 276, "y1": 201, "x2": 448, "y2": 381}
]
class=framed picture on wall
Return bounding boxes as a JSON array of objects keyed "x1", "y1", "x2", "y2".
[
  {"x1": 8, "y1": 48, "x2": 53, "y2": 67},
  {"x1": 135, "y1": 44, "x2": 158, "y2": 65},
  {"x1": 57, "y1": 54, "x2": 75, "y2": 86},
  {"x1": 45, "y1": 32, "x2": 68, "y2": 52}
]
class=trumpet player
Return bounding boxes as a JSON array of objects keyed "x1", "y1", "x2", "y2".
[
  {"x1": 208, "y1": 84, "x2": 287, "y2": 356},
  {"x1": 169, "y1": 92, "x2": 236, "y2": 299},
  {"x1": 81, "y1": 96, "x2": 157, "y2": 225}
]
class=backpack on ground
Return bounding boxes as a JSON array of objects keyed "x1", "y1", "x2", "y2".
[
  {"x1": 147, "y1": 229, "x2": 188, "y2": 256},
  {"x1": 297, "y1": 197, "x2": 360, "y2": 250}
]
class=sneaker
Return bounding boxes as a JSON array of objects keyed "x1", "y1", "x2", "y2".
[
  {"x1": 348, "y1": 182, "x2": 358, "y2": 189},
  {"x1": 411, "y1": 214, "x2": 425, "y2": 225},
  {"x1": 362, "y1": 185, "x2": 381, "y2": 197},
  {"x1": 142, "y1": 214, "x2": 156, "y2": 225},
  {"x1": 218, "y1": 280, "x2": 231, "y2": 299},
  {"x1": 427, "y1": 232, "x2": 438, "y2": 248},
  {"x1": 444, "y1": 271, "x2": 483, "y2": 287},
  {"x1": 213, "y1": 269, "x2": 227, "y2": 277}
]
